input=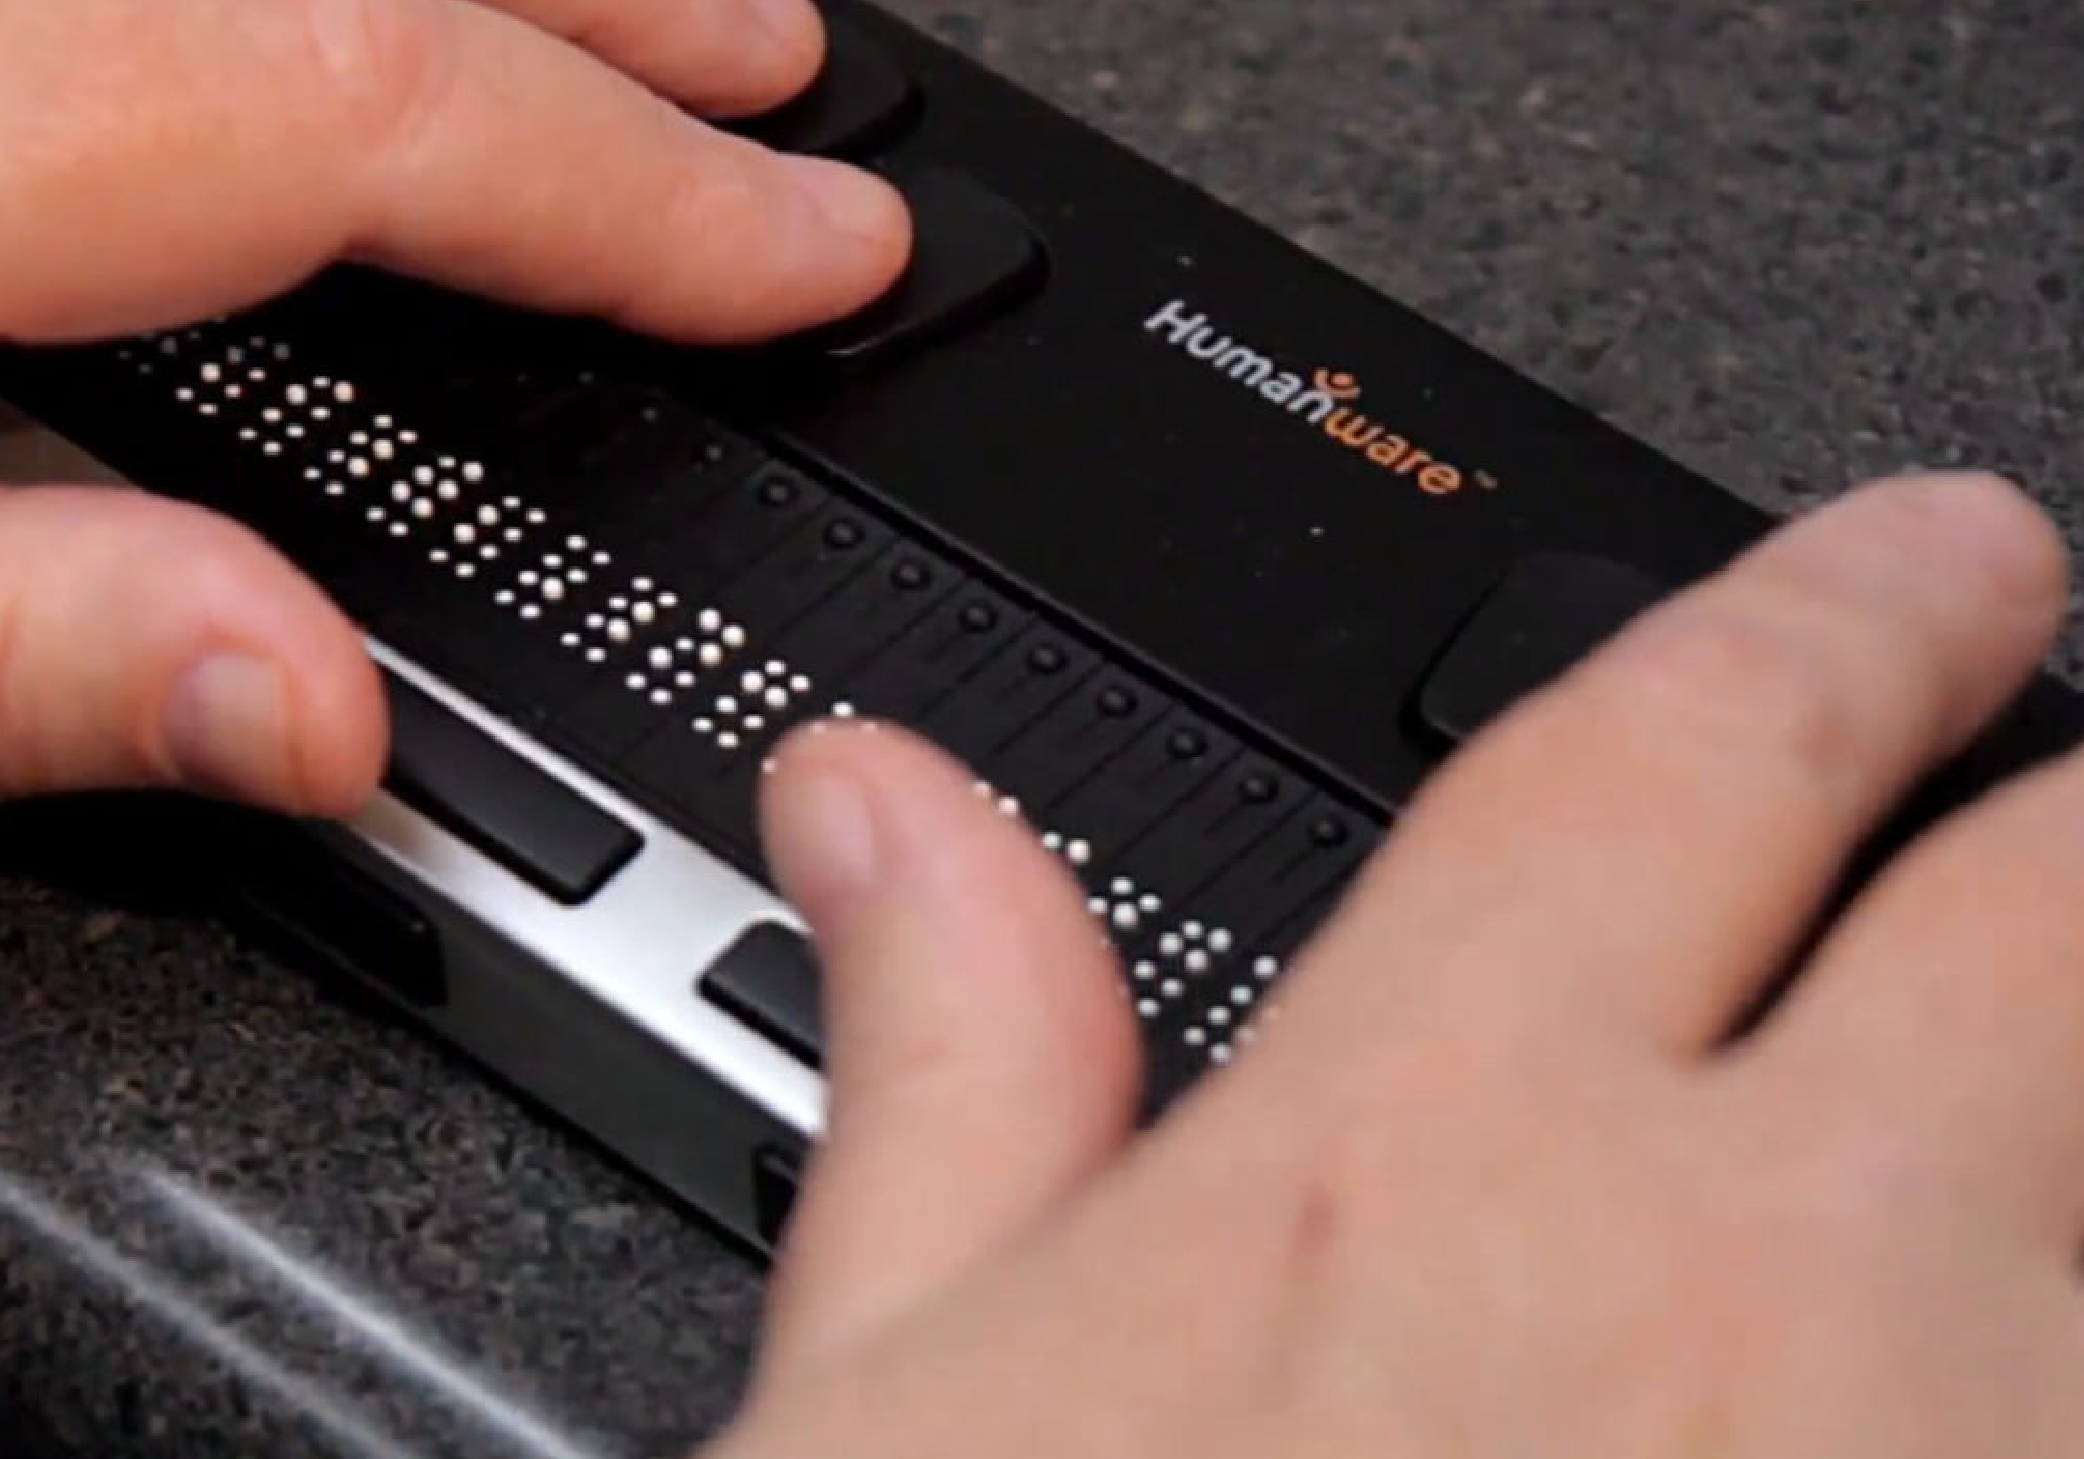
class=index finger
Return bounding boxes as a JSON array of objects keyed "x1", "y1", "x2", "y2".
[{"x1": 0, "y1": 0, "x2": 910, "y2": 345}]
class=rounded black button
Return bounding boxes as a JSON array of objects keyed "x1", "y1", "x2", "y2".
[
  {"x1": 891, "y1": 559, "x2": 931, "y2": 591},
  {"x1": 1239, "y1": 772, "x2": 1278, "y2": 804},
  {"x1": 1310, "y1": 816, "x2": 1350, "y2": 848},
  {"x1": 1167, "y1": 728, "x2": 1208, "y2": 761},
  {"x1": 1027, "y1": 644, "x2": 1068, "y2": 674},
  {"x1": 959, "y1": 602, "x2": 998, "y2": 633},
  {"x1": 1097, "y1": 686, "x2": 1137, "y2": 717},
  {"x1": 757, "y1": 474, "x2": 797, "y2": 507},
  {"x1": 823, "y1": 518, "x2": 865, "y2": 550}
]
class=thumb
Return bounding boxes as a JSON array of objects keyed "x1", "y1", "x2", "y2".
[
  {"x1": 751, "y1": 719, "x2": 1143, "y2": 1376},
  {"x1": 0, "y1": 483, "x2": 385, "y2": 812}
]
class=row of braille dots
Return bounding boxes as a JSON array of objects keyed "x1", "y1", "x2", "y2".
[{"x1": 135, "y1": 327, "x2": 542, "y2": 586}]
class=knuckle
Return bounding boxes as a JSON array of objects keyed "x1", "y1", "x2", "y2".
[
  {"x1": 1594, "y1": 599, "x2": 1865, "y2": 786},
  {"x1": 292, "y1": 0, "x2": 457, "y2": 148}
]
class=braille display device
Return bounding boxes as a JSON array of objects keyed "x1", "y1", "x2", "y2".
[{"x1": 3, "y1": 0, "x2": 2079, "y2": 1254}]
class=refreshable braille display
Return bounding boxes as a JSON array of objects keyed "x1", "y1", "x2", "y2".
[{"x1": 2, "y1": 0, "x2": 2077, "y2": 1255}]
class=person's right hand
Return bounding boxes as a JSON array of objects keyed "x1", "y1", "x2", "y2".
[
  {"x1": 722, "y1": 470, "x2": 2084, "y2": 1458},
  {"x1": 0, "y1": 0, "x2": 907, "y2": 814}
]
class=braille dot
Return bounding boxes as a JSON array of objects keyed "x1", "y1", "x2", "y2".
[
  {"x1": 633, "y1": 603, "x2": 656, "y2": 626},
  {"x1": 959, "y1": 602, "x2": 997, "y2": 633},
  {"x1": 757, "y1": 475, "x2": 797, "y2": 507},
  {"x1": 1161, "y1": 979, "x2": 1184, "y2": 999},
  {"x1": 722, "y1": 626, "x2": 746, "y2": 649},
  {"x1": 1211, "y1": 1044, "x2": 1233, "y2": 1065},
  {"x1": 823, "y1": 519, "x2": 864, "y2": 549},
  {"x1": 745, "y1": 715, "x2": 765, "y2": 732},
  {"x1": 833, "y1": 701, "x2": 857, "y2": 718},
  {"x1": 1140, "y1": 893, "x2": 1162, "y2": 914},
  {"x1": 1160, "y1": 934, "x2": 1184, "y2": 958},
  {"x1": 390, "y1": 482, "x2": 412, "y2": 503},
  {"x1": 496, "y1": 591, "x2": 516, "y2": 607},
  {"x1": 764, "y1": 687, "x2": 788, "y2": 710},
  {"x1": 333, "y1": 382, "x2": 356, "y2": 403},
  {"x1": 741, "y1": 671, "x2": 765, "y2": 694},
  {"x1": 463, "y1": 462, "x2": 485, "y2": 484},
  {"x1": 561, "y1": 631, "x2": 579, "y2": 647},
  {"x1": 312, "y1": 407, "x2": 332, "y2": 422},
  {"x1": 699, "y1": 645, "x2": 724, "y2": 668},
  {"x1": 1184, "y1": 921, "x2": 1204, "y2": 940},
  {"x1": 607, "y1": 619, "x2": 632, "y2": 643},
  {"x1": 717, "y1": 696, "x2": 739, "y2": 714},
  {"x1": 1133, "y1": 960, "x2": 1156, "y2": 982},
  {"x1": 649, "y1": 648, "x2": 673, "y2": 671},
  {"x1": 1239, "y1": 773, "x2": 1278, "y2": 804},
  {"x1": 1112, "y1": 905, "x2": 1139, "y2": 932},
  {"x1": 891, "y1": 559, "x2": 931, "y2": 591},
  {"x1": 1136, "y1": 999, "x2": 1160, "y2": 1019},
  {"x1": 659, "y1": 592, "x2": 679, "y2": 609},
  {"x1": 521, "y1": 605, "x2": 541, "y2": 621},
  {"x1": 1209, "y1": 929, "x2": 1234, "y2": 954},
  {"x1": 694, "y1": 719, "x2": 714, "y2": 734},
  {"x1": 1185, "y1": 1028, "x2": 1207, "y2": 1048},
  {"x1": 374, "y1": 440, "x2": 395, "y2": 461},
  {"x1": 1231, "y1": 987, "x2": 1253, "y2": 1007},
  {"x1": 997, "y1": 796, "x2": 1020, "y2": 818},
  {"x1": 676, "y1": 672, "x2": 695, "y2": 689},
  {"x1": 263, "y1": 408, "x2": 283, "y2": 424},
  {"x1": 650, "y1": 689, "x2": 671, "y2": 706},
  {"x1": 719, "y1": 731, "x2": 740, "y2": 751},
  {"x1": 1098, "y1": 686, "x2": 1137, "y2": 716},
  {"x1": 698, "y1": 609, "x2": 723, "y2": 633},
  {"x1": 457, "y1": 563, "x2": 477, "y2": 580},
  {"x1": 1042, "y1": 832, "x2": 1063, "y2": 851},
  {"x1": 1167, "y1": 728, "x2": 1208, "y2": 760},
  {"x1": 1066, "y1": 839, "x2": 1091, "y2": 866},
  {"x1": 348, "y1": 458, "x2": 371, "y2": 479},
  {"x1": 1185, "y1": 950, "x2": 1211, "y2": 975},
  {"x1": 1027, "y1": 644, "x2": 1067, "y2": 673},
  {"x1": 1255, "y1": 956, "x2": 1280, "y2": 980}
]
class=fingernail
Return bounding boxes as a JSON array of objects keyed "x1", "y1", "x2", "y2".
[
  {"x1": 744, "y1": 0, "x2": 816, "y2": 48},
  {"x1": 782, "y1": 155, "x2": 905, "y2": 244},
  {"x1": 778, "y1": 759, "x2": 882, "y2": 913},
  {"x1": 163, "y1": 653, "x2": 290, "y2": 800}
]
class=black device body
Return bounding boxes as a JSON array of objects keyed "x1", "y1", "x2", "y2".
[{"x1": 1, "y1": 0, "x2": 2076, "y2": 1251}]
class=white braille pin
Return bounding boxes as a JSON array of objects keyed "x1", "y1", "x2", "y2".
[
  {"x1": 790, "y1": 674, "x2": 811, "y2": 694},
  {"x1": 744, "y1": 715, "x2": 765, "y2": 732},
  {"x1": 694, "y1": 718, "x2": 714, "y2": 734},
  {"x1": 633, "y1": 602, "x2": 656, "y2": 626},
  {"x1": 1159, "y1": 933, "x2": 1184, "y2": 958},
  {"x1": 1185, "y1": 1028, "x2": 1207, "y2": 1047},
  {"x1": 1255, "y1": 956, "x2": 1280, "y2": 980},
  {"x1": 390, "y1": 482, "x2": 412, "y2": 503},
  {"x1": 607, "y1": 619, "x2": 631, "y2": 643},
  {"x1": 1186, "y1": 950, "x2": 1211, "y2": 975},
  {"x1": 1067, "y1": 839, "x2": 1091, "y2": 866},
  {"x1": 716, "y1": 696, "x2": 738, "y2": 714},
  {"x1": 373, "y1": 440, "x2": 395, "y2": 461},
  {"x1": 698, "y1": 609, "x2": 722, "y2": 633},
  {"x1": 1209, "y1": 929, "x2": 1234, "y2": 954},
  {"x1": 477, "y1": 505, "x2": 499, "y2": 527},
  {"x1": 1136, "y1": 999, "x2": 1160, "y2": 1019},
  {"x1": 658, "y1": 592, "x2": 679, "y2": 609},
  {"x1": 1112, "y1": 905, "x2": 1139, "y2": 932},
  {"x1": 347, "y1": 458, "x2": 371, "y2": 479},
  {"x1": 741, "y1": 671, "x2": 765, "y2": 694},
  {"x1": 699, "y1": 644, "x2": 724, "y2": 668},
  {"x1": 649, "y1": 647, "x2": 672, "y2": 671},
  {"x1": 1161, "y1": 979, "x2": 1184, "y2": 999},
  {"x1": 718, "y1": 731, "x2": 740, "y2": 751},
  {"x1": 764, "y1": 687, "x2": 788, "y2": 710},
  {"x1": 1140, "y1": 893, "x2": 1162, "y2": 914},
  {"x1": 462, "y1": 462, "x2": 486, "y2": 484},
  {"x1": 722, "y1": 625, "x2": 746, "y2": 649}
]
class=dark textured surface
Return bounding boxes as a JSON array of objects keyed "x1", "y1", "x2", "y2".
[{"x1": 0, "y1": 2, "x2": 2080, "y2": 1455}]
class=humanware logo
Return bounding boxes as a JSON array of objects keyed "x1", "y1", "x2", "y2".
[{"x1": 1142, "y1": 299, "x2": 1499, "y2": 496}]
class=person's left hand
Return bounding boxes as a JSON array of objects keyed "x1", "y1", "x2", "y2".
[{"x1": 0, "y1": 0, "x2": 908, "y2": 814}]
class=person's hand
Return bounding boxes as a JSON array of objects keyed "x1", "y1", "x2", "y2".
[
  {"x1": 0, "y1": 0, "x2": 907, "y2": 812},
  {"x1": 725, "y1": 470, "x2": 2084, "y2": 1457}
]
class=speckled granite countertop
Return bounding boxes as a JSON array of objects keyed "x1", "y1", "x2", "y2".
[{"x1": 1, "y1": 2, "x2": 2080, "y2": 1455}]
